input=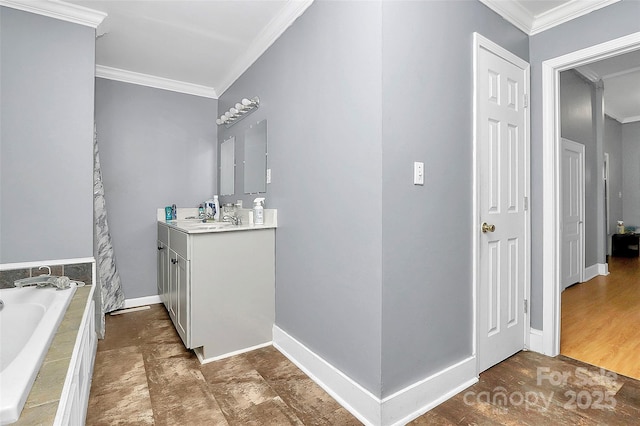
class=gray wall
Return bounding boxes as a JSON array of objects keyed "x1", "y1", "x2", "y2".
[
  {"x1": 218, "y1": 1, "x2": 384, "y2": 395},
  {"x1": 604, "y1": 116, "x2": 623, "y2": 241},
  {"x1": 380, "y1": 0, "x2": 528, "y2": 396},
  {"x1": 529, "y1": 0, "x2": 640, "y2": 329},
  {"x1": 0, "y1": 7, "x2": 95, "y2": 263},
  {"x1": 559, "y1": 70, "x2": 600, "y2": 269},
  {"x1": 95, "y1": 78, "x2": 217, "y2": 299},
  {"x1": 622, "y1": 122, "x2": 640, "y2": 227},
  {"x1": 218, "y1": 0, "x2": 527, "y2": 398}
]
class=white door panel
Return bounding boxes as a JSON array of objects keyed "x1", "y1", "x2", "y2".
[
  {"x1": 561, "y1": 139, "x2": 584, "y2": 289},
  {"x1": 477, "y1": 41, "x2": 528, "y2": 373}
]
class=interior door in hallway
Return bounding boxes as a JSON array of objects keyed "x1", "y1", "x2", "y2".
[
  {"x1": 561, "y1": 138, "x2": 584, "y2": 289},
  {"x1": 476, "y1": 37, "x2": 529, "y2": 373}
]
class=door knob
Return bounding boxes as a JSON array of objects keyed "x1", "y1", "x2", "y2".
[{"x1": 482, "y1": 222, "x2": 495, "y2": 233}]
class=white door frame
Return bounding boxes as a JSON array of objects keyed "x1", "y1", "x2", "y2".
[
  {"x1": 472, "y1": 33, "x2": 531, "y2": 371},
  {"x1": 541, "y1": 32, "x2": 640, "y2": 356}
]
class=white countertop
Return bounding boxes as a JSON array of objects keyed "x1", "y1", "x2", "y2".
[{"x1": 157, "y1": 207, "x2": 277, "y2": 234}]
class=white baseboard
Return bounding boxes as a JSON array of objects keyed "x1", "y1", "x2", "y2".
[
  {"x1": 528, "y1": 328, "x2": 544, "y2": 353},
  {"x1": 583, "y1": 263, "x2": 609, "y2": 282},
  {"x1": 381, "y1": 357, "x2": 477, "y2": 426},
  {"x1": 273, "y1": 326, "x2": 379, "y2": 425},
  {"x1": 123, "y1": 295, "x2": 162, "y2": 309},
  {"x1": 598, "y1": 263, "x2": 609, "y2": 276},
  {"x1": 194, "y1": 341, "x2": 272, "y2": 364},
  {"x1": 273, "y1": 325, "x2": 477, "y2": 426}
]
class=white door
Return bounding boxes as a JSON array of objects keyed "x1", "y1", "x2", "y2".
[
  {"x1": 476, "y1": 36, "x2": 529, "y2": 373},
  {"x1": 561, "y1": 139, "x2": 584, "y2": 289}
]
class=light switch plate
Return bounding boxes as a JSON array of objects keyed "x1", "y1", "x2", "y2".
[{"x1": 414, "y1": 162, "x2": 424, "y2": 185}]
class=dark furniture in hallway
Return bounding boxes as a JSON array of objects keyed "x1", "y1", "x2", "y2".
[{"x1": 612, "y1": 233, "x2": 640, "y2": 257}]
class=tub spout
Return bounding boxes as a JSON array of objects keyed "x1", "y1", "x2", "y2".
[{"x1": 13, "y1": 275, "x2": 73, "y2": 289}]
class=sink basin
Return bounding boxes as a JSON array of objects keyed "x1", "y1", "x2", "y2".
[{"x1": 179, "y1": 221, "x2": 234, "y2": 231}]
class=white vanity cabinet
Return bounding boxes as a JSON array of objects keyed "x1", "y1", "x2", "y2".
[
  {"x1": 157, "y1": 222, "x2": 275, "y2": 360},
  {"x1": 157, "y1": 223, "x2": 169, "y2": 306}
]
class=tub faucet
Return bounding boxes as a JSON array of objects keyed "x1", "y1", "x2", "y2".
[{"x1": 222, "y1": 215, "x2": 241, "y2": 225}]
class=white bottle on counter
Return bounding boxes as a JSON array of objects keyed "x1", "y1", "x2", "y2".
[
  {"x1": 213, "y1": 195, "x2": 220, "y2": 221},
  {"x1": 253, "y1": 198, "x2": 265, "y2": 225}
]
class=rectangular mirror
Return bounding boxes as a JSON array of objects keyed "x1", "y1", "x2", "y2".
[
  {"x1": 220, "y1": 136, "x2": 235, "y2": 195},
  {"x1": 244, "y1": 119, "x2": 267, "y2": 194}
]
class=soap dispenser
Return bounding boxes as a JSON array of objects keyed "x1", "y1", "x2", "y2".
[
  {"x1": 253, "y1": 198, "x2": 265, "y2": 225},
  {"x1": 213, "y1": 195, "x2": 220, "y2": 221}
]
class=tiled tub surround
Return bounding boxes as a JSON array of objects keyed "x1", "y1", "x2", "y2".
[
  {"x1": 0, "y1": 286, "x2": 76, "y2": 423},
  {"x1": 8, "y1": 285, "x2": 96, "y2": 425},
  {"x1": 0, "y1": 262, "x2": 93, "y2": 290}
]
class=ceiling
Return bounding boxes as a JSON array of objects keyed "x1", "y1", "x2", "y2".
[
  {"x1": 65, "y1": 0, "x2": 314, "y2": 98},
  {"x1": 576, "y1": 50, "x2": 640, "y2": 123},
  {"x1": 2, "y1": 0, "x2": 637, "y2": 120}
]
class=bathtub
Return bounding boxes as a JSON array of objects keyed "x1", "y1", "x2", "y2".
[{"x1": 0, "y1": 285, "x2": 76, "y2": 424}]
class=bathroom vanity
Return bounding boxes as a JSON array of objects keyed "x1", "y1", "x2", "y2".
[{"x1": 156, "y1": 212, "x2": 275, "y2": 361}]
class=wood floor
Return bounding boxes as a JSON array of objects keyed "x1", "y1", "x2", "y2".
[
  {"x1": 87, "y1": 304, "x2": 640, "y2": 425},
  {"x1": 561, "y1": 255, "x2": 640, "y2": 380}
]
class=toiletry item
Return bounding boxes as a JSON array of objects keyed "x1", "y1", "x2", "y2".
[
  {"x1": 617, "y1": 221, "x2": 625, "y2": 234},
  {"x1": 236, "y1": 200, "x2": 243, "y2": 209},
  {"x1": 165, "y1": 206, "x2": 173, "y2": 221},
  {"x1": 222, "y1": 203, "x2": 234, "y2": 217},
  {"x1": 204, "y1": 199, "x2": 214, "y2": 218},
  {"x1": 171, "y1": 204, "x2": 177, "y2": 220},
  {"x1": 198, "y1": 204, "x2": 205, "y2": 219},
  {"x1": 253, "y1": 198, "x2": 265, "y2": 225},
  {"x1": 213, "y1": 195, "x2": 220, "y2": 221}
]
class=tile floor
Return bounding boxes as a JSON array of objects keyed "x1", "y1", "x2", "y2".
[
  {"x1": 86, "y1": 304, "x2": 359, "y2": 425},
  {"x1": 87, "y1": 304, "x2": 640, "y2": 425}
]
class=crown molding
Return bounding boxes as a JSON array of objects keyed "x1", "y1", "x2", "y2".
[
  {"x1": 0, "y1": 0, "x2": 106, "y2": 28},
  {"x1": 216, "y1": 0, "x2": 313, "y2": 96},
  {"x1": 601, "y1": 65, "x2": 640, "y2": 80},
  {"x1": 621, "y1": 115, "x2": 640, "y2": 124},
  {"x1": 479, "y1": 0, "x2": 533, "y2": 34},
  {"x1": 574, "y1": 65, "x2": 600, "y2": 82},
  {"x1": 95, "y1": 65, "x2": 218, "y2": 99},
  {"x1": 530, "y1": 0, "x2": 620, "y2": 35},
  {"x1": 604, "y1": 110, "x2": 640, "y2": 124},
  {"x1": 480, "y1": 0, "x2": 620, "y2": 36}
]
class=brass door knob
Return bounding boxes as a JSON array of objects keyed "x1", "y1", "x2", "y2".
[{"x1": 482, "y1": 222, "x2": 495, "y2": 233}]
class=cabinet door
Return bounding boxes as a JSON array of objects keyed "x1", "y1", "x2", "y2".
[
  {"x1": 157, "y1": 240, "x2": 169, "y2": 306},
  {"x1": 168, "y1": 249, "x2": 178, "y2": 322},
  {"x1": 175, "y1": 254, "x2": 190, "y2": 347}
]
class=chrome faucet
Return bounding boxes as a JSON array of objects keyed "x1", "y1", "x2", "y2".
[{"x1": 222, "y1": 215, "x2": 241, "y2": 225}]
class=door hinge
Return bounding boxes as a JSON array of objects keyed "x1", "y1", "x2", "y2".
[
  {"x1": 524, "y1": 196, "x2": 529, "y2": 211},
  {"x1": 524, "y1": 299, "x2": 528, "y2": 314},
  {"x1": 523, "y1": 94, "x2": 529, "y2": 108}
]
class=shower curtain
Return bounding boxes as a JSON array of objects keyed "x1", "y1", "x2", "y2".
[{"x1": 94, "y1": 128, "x2": 125, "y2": 337}]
